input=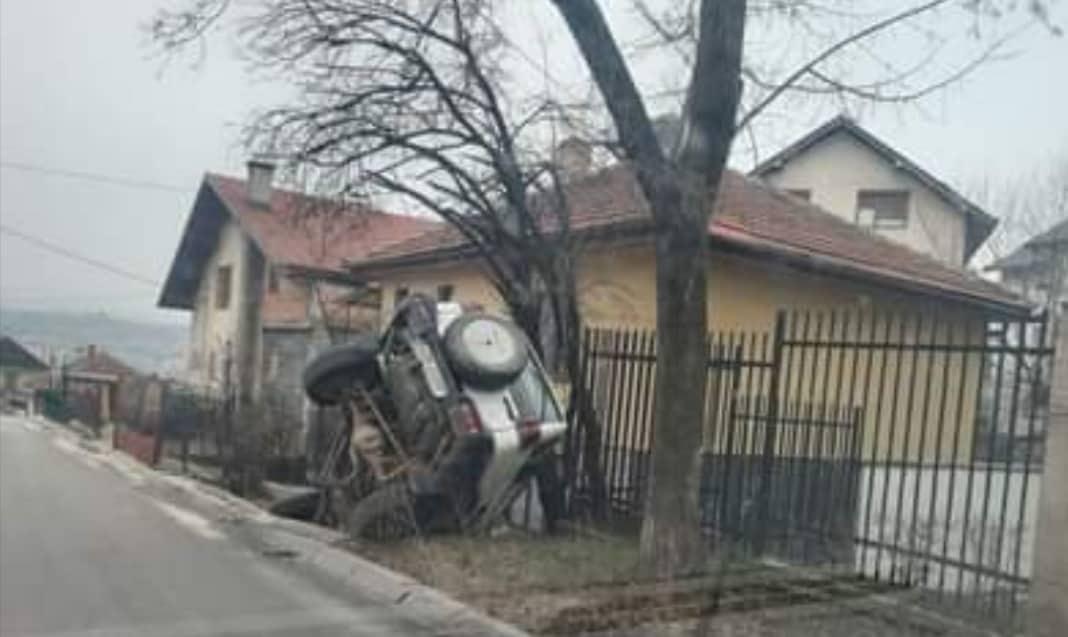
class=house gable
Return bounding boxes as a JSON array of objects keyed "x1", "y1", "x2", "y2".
[
  {"x1": 0, "y1": 336, "x2": 48, "y2": 371},
  {"x1": 157, "y1": 181, "x2": 229, "y2": 310},
  {"x1": 186, "y1": 217, "x2": 251, "y2": 381},
  {"x1": 751, "y1": 117, "x2": 996, "y2": 265}
]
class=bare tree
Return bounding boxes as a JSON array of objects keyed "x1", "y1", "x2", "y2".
[
  {"x1": 974, "y1": 153, "x2": 1068, "y2": 317},
  {"x1": 148, "y1": 0, "x2": 610, "y2": 525},
  {"x1": 548, "y1": 0, "x2": 1055, "y2": 576},
  {"x1": 149, "y1": 0, "x2": 1056, "y2": 575}
]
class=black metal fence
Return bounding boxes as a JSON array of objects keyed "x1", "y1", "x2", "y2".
[{"x1": 564, "y1": 309, "x2": 1054, "y2": 627}]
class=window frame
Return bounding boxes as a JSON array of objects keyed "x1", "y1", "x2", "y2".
[
  {"x1": 266, "y1": 264, "x2": 280, "y2": 294},
  {"x1": 215, "y1": 265, "x2": 233, "y2": 309},
  {"x1": 855, "y1": 189, "x2": 910, "y2": 230}
]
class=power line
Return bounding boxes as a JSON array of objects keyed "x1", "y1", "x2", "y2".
[
  {"x1": 0, "y1": 223, "x2": 161, "y2": 287},
  {"x1": 0, "y1": 159, "x2": 190, "y2": 194}
]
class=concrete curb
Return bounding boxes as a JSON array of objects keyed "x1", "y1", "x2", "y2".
[
  {"x1": 177, "y1": 484, "x2": 528, "y2": 635},
  {"x1": 258, "y1": 526, "x2": 531, "y2": 637},
  {"x1": 171, "y1": 477, "x2": 529, "y2": 635}
]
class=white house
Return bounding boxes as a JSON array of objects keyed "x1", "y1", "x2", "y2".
[
  {"x1": 157, "y1": 162, "x2": 435, "y2": 449},
  {"x1": 751, "y1": 116, "x2": 997, "y2": 267}
]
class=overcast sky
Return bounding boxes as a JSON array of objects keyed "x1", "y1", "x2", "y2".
[{"x1": 1, "y1": 0, "x2": 1066, "y2": 325}]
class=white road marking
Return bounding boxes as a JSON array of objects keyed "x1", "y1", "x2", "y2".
[
  {"x1": 104, "y1": 454, "x2": 148, "y2": 486},
  {"x1": 159, "y1": 473, "x2": 273, "y2": 523},
  {"x1": 152, "y1": 501, "x2": 225, "y2": 541},
  {"x1": 52, "y1": 437, "x2": 83, "y2": 456},
  {"x1": 51, "y1": 436, "x2": 103, "y2": 470}
]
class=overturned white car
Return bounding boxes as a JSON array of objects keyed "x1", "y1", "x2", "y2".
[{"x1": 302, "y1": 294, "x2": 566, "y2": 538}]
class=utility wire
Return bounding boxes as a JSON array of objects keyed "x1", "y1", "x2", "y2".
[
  {"x1": 0, "y1": 159, "x2": 190, "y2": 193},
  {"x1": 0, "y1": 223, "x2": 161, "y2": 287}
]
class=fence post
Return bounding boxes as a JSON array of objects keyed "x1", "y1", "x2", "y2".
[
  {"x1": 754, "y1": 310, "x2": 787, "y2": 554},
  {"x1": 1029, "y1": 312, "x2": 1068, "y2": 636},
  {"x1": 152, "y1": 381, "x2": 169, "y2": 467}
]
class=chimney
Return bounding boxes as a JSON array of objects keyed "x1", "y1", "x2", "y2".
[
  {"x1": 87, "y1": 345, "x2": 97, "y2": 367},
  {"x1": 554, "y1": 137, "x2": 591, "y2": 182},
  {"x1": 246, "y1": 159, "x2": 276, "y2": 208}
]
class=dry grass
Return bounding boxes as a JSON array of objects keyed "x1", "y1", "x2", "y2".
[
  {"x1": 350, "y1": 532, "x2": 987, "y2": 636},
  {"x1": 356, "y1": 531, "x2": 645, "y2": 631}
]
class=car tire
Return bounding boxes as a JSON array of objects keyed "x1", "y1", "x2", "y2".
[
  {"x1": 345, "y1": 481, "x2": 418, "y2": 540},
  {"x1": 442, "y1": 313, "x2": 528, "y2": 389},
  {"x1": 302, "y1": 336, "x2": 379, "y2": 406}
]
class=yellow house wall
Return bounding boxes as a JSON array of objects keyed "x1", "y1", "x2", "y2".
[
  {"x1": 371, "y1": 240, "x2": 988, "y2": 463},
  {"x1": 376, "y1": 261, "x2": 505, "y2": 326}
]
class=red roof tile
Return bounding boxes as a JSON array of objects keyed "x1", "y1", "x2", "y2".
[
  {"x1": 159, "y1": 174, "x2": 439, "y2": 313},
  {"x1": 206, "y1": 174, "x2": 438, "y2": 272},
  {"x1": 351, "y1": 164, "x2": 1023, "y2": 313}
]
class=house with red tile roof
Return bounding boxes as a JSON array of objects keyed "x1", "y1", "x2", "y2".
[
  {"x1": 346, "y1": 161, "x2": 1025, "y2": 333},
  {"x1": 158, "y1": 162, "x2": 436, "y2": 440},
  {"x1": 342, "y1": 154, "x2": 1027, "y2": 465}
]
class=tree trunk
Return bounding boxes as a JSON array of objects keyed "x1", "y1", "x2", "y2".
[
  {"x1": 639, "y1": 214, "x2": 711, "y2": 577},
  {"x1": 556, "y1": 275, "x2": 609, "y2": 519},
  {"x1": 550, "y1": 0, "x2": 745, "y2": 576}
]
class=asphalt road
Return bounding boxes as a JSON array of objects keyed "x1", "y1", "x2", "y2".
[{"x1": 0, "y1": 414, "x2": 497, "y2": 637}]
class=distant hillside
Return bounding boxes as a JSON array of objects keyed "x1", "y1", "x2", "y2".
[{"x1": 0, "y1": 308, "x2": 187, "y2": 375}]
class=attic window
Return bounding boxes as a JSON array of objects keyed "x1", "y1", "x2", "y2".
[
  {"x1": 785, "y1": 189, "x2": 811, "y2": 202},
  {"x1": 856, "y1": 190, "x2": 909, "y2": 229},
  {"x1": 216, "y1": 265, "x2": 232, "y2": 309}
]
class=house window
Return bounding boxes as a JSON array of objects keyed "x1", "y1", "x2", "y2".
[
  {"x1": 215, "y1": 265, "x2": 233, "y2": 309},
  {"x1": 267, "y1": 265, "x2": 280, "y2": 294},
  {"x1": 785, "y1": 189, "x2": 811, "y2": 202},
  {"x1": 437, "y1": 284, "x2": 455, "y2": 302},
  {"x1": 856, "y1": 190, "x2": 909, "y2": 229},
  {"x1": 395, "y1": 286, "x2": 409, "y2": 306}
]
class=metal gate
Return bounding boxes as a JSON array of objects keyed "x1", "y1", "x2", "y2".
[{"x1": 565, "y1": 309, "x2": 1055, "y2": 627}]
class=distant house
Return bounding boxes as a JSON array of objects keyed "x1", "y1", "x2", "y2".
[
  {"x1": 157, "y1": 162, "x2": 436, "y2": 447},
  {"x1": 62, "y1": 345, "x2": 136, "y2": 427},
  {"x1": 0, "y1": 335, "x2": 49, "y2": 412},
  {"x1": 750, "y1": 116, "x2": 997, "y2": 267},
  {"x1": 986, "y1": 218, "x2": 1068, "y2": 320}
]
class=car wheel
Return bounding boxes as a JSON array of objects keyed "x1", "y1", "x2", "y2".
[
  {"x1": 345, "y1": 482, "x2": 418, "y2": 541},
  {"x1": 302, "y1": 336, "x2": 379, "y2": 406},
  {"x1": 442, "y1": 313, "x2": 528, "y2": 389}
]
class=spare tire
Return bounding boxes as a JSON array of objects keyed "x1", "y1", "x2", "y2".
[
  {"x1": 443, "y1": 313, "x2": 528, "y2": 389},
  {"x1": 302, "y1": 336, "x2": 380, "y2": 406}
]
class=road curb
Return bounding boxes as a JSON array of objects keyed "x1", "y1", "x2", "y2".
[
  {"x1": 256, "y1": 525, "x2": 531, "y2": 637},
  {"x1": 145, "y1": 455, "x2": 527, "y2": 635},
  {"x1": 28, "y1": 415, "x2": 527, "y2": 635}
]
